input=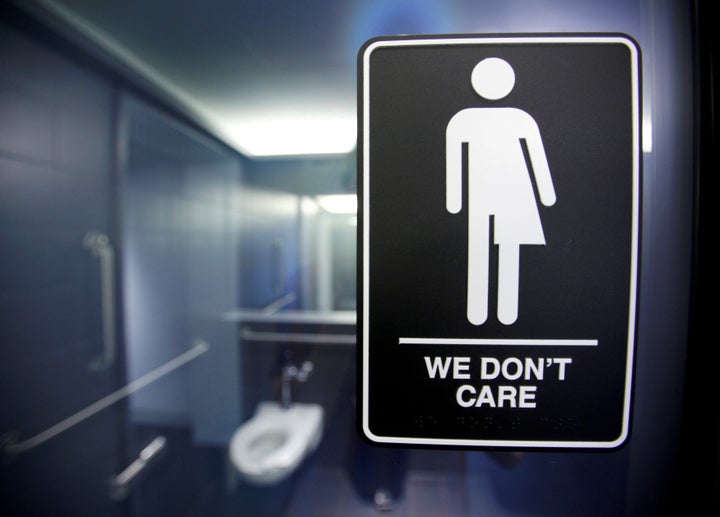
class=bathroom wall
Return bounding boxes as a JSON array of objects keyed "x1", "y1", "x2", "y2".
[
  {"x1": 0, "y1": 15, "x2": 126, "y2": 515},
  {"x1": 241, "y1": 153, "x2": 356, "y2": 311},
  {"x1": 121, "y1": 95, "x2": 243, "y2": 444},
  {"x1": 235, "y1": 187, "x2": 302, "y2": 310}
]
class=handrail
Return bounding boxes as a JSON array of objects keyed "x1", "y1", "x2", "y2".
[
  {"x1": 241, "y1": 328, "x2": 355, "y2": 345},
  {"x1": 261, "y1": 292, "x2": 296, "y2": 314},
  {"x1": 83, "y1": 231, "x2": 116, "y2": 371},
  {"x1": 108, "y1": 435, "x2": 167, "y2": 500},
  {"x1": 221, "y1": 309, "x2": 356, "y2": 325},
  {"x1": 1, "y1": 339, "x2": 209, "y2": 455}
]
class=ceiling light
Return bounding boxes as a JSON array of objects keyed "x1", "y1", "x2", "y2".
[
  {"x1": 317, "y1": 194, "x2": 357, "y2": 214},
  {"x1": 219, "y1": 112, "x2": 357, "y2": 157}
]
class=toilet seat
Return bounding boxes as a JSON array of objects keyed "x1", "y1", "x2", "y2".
[{"x1": 229, "y1": 402, "x2": 324, "y2": 485}]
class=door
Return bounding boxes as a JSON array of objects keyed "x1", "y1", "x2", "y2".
[{"x1": 0, "y1": 11, "x2": 127, "y2": 515}]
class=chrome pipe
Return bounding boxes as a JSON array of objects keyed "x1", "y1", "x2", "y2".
[{"x1": 281, "y1": 360, "x2": 313, "y2": 407}]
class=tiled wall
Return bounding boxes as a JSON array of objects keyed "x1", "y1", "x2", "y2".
[
  {"x1": 121, "y1": 95, "x2": 243, "y2": 444},
  {"x1": 0, "y1": 19, "x2": 118, "y2": 430},
  {"x1": 0, "y1": 20, "x2": 125, "y2": 515}
]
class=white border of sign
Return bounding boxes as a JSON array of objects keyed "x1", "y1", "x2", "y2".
[{"x1": 361, "y1": 35, "x2": 640, "y2": 449}]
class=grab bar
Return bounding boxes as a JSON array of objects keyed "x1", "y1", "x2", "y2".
[
  {"x1": 241, "y1": 328, "x2": 355, "y2": 345},
  {"x1": 108, "y1": 435, "x2": 167, "y2": 500},
  {"x1": 1, "y1": 339, "x2": 209, "y2": 455},
  {"x1": 261, "y1": 292, "x2": 296, "y2": 314},
  {"x1": 83, "y1": 231, "x2": 116, "y2": 371}
]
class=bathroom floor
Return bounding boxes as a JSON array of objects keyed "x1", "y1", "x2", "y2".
[
  {"x1": 125, "y1": 425, "x2": 624, "y2": 516},
  {"x1": 284, "y1": 464, "x2": 519, "y2": 517}
]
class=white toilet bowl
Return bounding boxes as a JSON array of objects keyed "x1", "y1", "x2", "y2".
[{"x1": 229, "y1": 401, "x2": 324, "y2": 485}]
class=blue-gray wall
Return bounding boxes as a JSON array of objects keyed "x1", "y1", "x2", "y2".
[
  {"x1": 0, "y1": 19, "x2": 125, "y2": 515},
  {"x1": 121, "y1": 95, "x2": 244, "y2": 444}
]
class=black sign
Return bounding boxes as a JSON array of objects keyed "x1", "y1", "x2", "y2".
[{"x1": 359, "y1": 35, "x2": 641, "y2": 448}]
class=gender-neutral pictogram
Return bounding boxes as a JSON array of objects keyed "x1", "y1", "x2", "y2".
[{"x1": 446, "y1": 57, "x2": 556, "y2": 326}]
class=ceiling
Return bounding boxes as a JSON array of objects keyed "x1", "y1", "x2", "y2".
[{"x1": 27, "y1": 0, "x2": 641, "y2": 158}]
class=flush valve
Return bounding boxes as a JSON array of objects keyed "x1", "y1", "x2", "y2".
[{"x1": 281, "y1": 360, "x2": 313, "y2": 407}]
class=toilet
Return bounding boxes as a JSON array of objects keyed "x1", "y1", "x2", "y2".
[{"x1": 229, "y1": 401, "x2": 324, "y2": 485}]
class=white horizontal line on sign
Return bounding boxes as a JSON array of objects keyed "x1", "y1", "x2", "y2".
[{"x1": 398, "y1": 338, "x2": 598, "y2": 346}]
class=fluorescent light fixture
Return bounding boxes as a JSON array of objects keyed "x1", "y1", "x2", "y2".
[
  {"x1": 317, "y1": 194, "x2": 357, "y2": 214},
  {"x1": 220, "y1": 112, "x2": 357, "y2": 157}
]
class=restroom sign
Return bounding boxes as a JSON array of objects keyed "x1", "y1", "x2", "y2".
[{"x1": 359, "y1": 35, "x2": 641, "y2": 449}]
